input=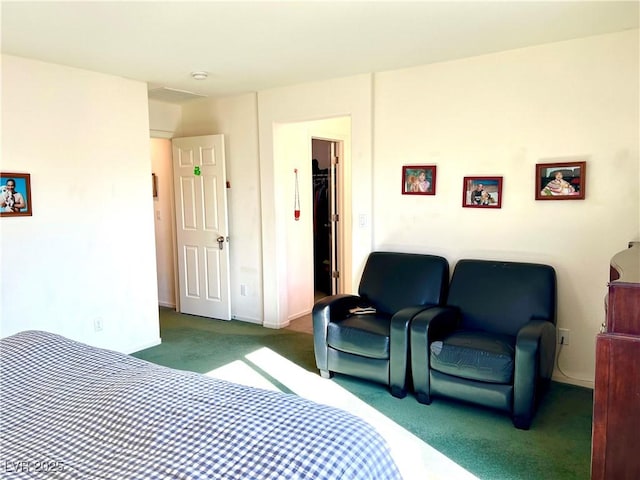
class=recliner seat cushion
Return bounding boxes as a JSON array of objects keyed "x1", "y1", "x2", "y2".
[
  {"x1": 430, "y1": 331, "x2": 515, "y2": 383},
  {"x1": 327, "y1": 314, "x2": 391, "y2": 359}
]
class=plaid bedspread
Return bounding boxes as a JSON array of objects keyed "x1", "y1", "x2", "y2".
[{"x1": 0, "y1": 331, "x2": 402, "y2": 480}]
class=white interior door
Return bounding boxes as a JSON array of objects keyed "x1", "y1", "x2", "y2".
[{"x1": 172, "y1": 135, "x2": 231, "y2": 320}]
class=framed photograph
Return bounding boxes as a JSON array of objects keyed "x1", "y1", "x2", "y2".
[
  {"x1": 402, "y1": 165, "x2": 437, "y2": 195},
  {"x1": 152, "y1": 173, "x2": 158, "y2": 198},
  {"x1": 536, "y1": 161, "x2": 586, "y2": 200},
  {"x1": 463, "y1": 176, "x2": 503, "y2": 208},
  {"x1": 1, "y1": 172, "x2": 32, "y2": 217}
]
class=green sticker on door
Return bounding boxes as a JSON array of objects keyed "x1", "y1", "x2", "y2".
[{"x1": 194, "y1": 166, "x2": 201, "y2": 176}]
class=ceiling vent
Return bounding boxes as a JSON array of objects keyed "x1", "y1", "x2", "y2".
[{"x1": 148, "y1": 87, "x2": 207, "y2": 103}]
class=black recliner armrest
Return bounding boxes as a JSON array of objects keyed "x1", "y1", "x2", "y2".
[
  {"x1": 389, "y1": 304, "x2": 438, "y2": 398},
  {"x1": 409, "y1": 306, "x2": 460, "y2": 404},
  {"x1": 513, "y1": 318, "x2": 556, "y2": 429},
  {"x1": 312, "y1": 294, "x2": 363, "y2": 372}
]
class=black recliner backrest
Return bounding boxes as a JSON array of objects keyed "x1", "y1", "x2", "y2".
[
  {"x1": 358, "y1": 252, "x2": 449, "y2": 315},
  {"x1": 446, "y1": 259, "x2": 557, "y2": 336}
]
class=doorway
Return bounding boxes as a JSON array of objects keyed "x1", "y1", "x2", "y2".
[
  {"x1": 312, "y1": 138, "x2": 340, "y2": 300},
  {"x1": 150, "y1": 137, "x2": 177, "y2": 309}
]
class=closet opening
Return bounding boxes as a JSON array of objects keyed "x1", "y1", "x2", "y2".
[{"x1": 312, "y1": 138, "x2": 340, "y2": 301}]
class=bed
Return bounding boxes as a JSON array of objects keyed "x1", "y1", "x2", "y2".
[{"x1": 0, "y1": 330, "x2": 402, "y2": 479}]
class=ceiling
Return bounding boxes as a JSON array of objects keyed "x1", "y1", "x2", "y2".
[{"x1": 2, "y1": 1, "x2": 638, "y2": 103}]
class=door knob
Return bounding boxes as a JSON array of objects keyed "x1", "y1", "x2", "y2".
[{"x1": 217, "y1": 236, "x2": 225, "y2": 250}]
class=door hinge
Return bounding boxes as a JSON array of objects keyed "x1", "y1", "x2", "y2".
[
  {"x1": 332, "y1": 271, "x2": 340, "y2": 279},
  {"x1": 331, "y1": 214, "x2": 339, "y2": 222}
]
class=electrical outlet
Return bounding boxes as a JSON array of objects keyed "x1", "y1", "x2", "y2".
[
  {"x1": 558, "y1": 328, "x2": 570, "y2": 346},
  {"x1": 94, "y1": 318, "x2": 104, "y2": 332}
]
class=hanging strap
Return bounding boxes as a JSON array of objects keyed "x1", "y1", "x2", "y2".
[{"x1": 294, "y1": 169, "x2": 300, "y2": 221}]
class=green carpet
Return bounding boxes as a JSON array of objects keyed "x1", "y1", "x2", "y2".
[{"x1": 133, "y1": 307, "x2": 593, "y2": 480}]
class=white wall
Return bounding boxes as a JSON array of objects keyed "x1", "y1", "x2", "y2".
[
  {"x1": 180, "y1": 94, "x2": 263, "y2": 323},
  {"x1": 373, "y1": 30, "x2": 639, "y2": 386},
  {"x1": 0, "y1": 55, "x2": 160, "y2": 353}
]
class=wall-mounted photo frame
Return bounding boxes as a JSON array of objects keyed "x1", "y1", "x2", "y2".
[
  {"x1": 463, "y1": 176, "x2": 503, "y2": 208},
  {"x1": 0, "y1": 172, "x2": 32, "y2": 217},
  {"x1": 402, "y1": 165, "x2": 437, "y2": 195},
  {"x1": 152, "y1": 173, "x2": 158, "y2": 198},
  {"x1": 536, "y1": 160, "x2": 586, "y2": 200}
]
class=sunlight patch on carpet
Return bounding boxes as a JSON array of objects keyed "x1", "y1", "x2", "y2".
[
  {"x1": 205, "y1": 347, "x2": 479, "y2": 480},
  {"x1": 205, "y1": 359, "x2": 280, "y2": 392}
]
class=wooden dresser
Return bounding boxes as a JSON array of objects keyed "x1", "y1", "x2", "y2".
[{"x1": 591, "y1": 242, "x2": 640, "y2": 480}]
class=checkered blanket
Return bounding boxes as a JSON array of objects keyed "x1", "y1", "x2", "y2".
[{"x1": 0, "y1": 331, "x2": 402, "y2": 480}]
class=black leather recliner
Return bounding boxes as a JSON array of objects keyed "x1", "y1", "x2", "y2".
[
  {"x1": 409, "y1": 259, "x2": 557, "y2": 429},
  {"x1": 313, "y1": 251, "x2": 449, "y2": 398}
]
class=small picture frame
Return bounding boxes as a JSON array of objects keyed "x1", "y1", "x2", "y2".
[
  {"x1": 536, "y1": 161, "x2": 586, "y2": 200},
  {"x1": 152, "y1": 173, "x2": 158, "y2": 198},
  {"x1": 463, "y1": 176, "x2": 503, "y2": 208},
  {"x1": 1, "y1": 172, "x2": 32, "y2": 217},
  {"x1": 402, "y1": 165, "x2": 437, "y2": 195}
]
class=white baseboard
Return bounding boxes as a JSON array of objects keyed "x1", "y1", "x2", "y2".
[
  {"x1": 552, "y1": 372, "x2": 594, "y2": 389},
  {"x1": 231, "y1": 315, "x2": 262, "y2": 325}
]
